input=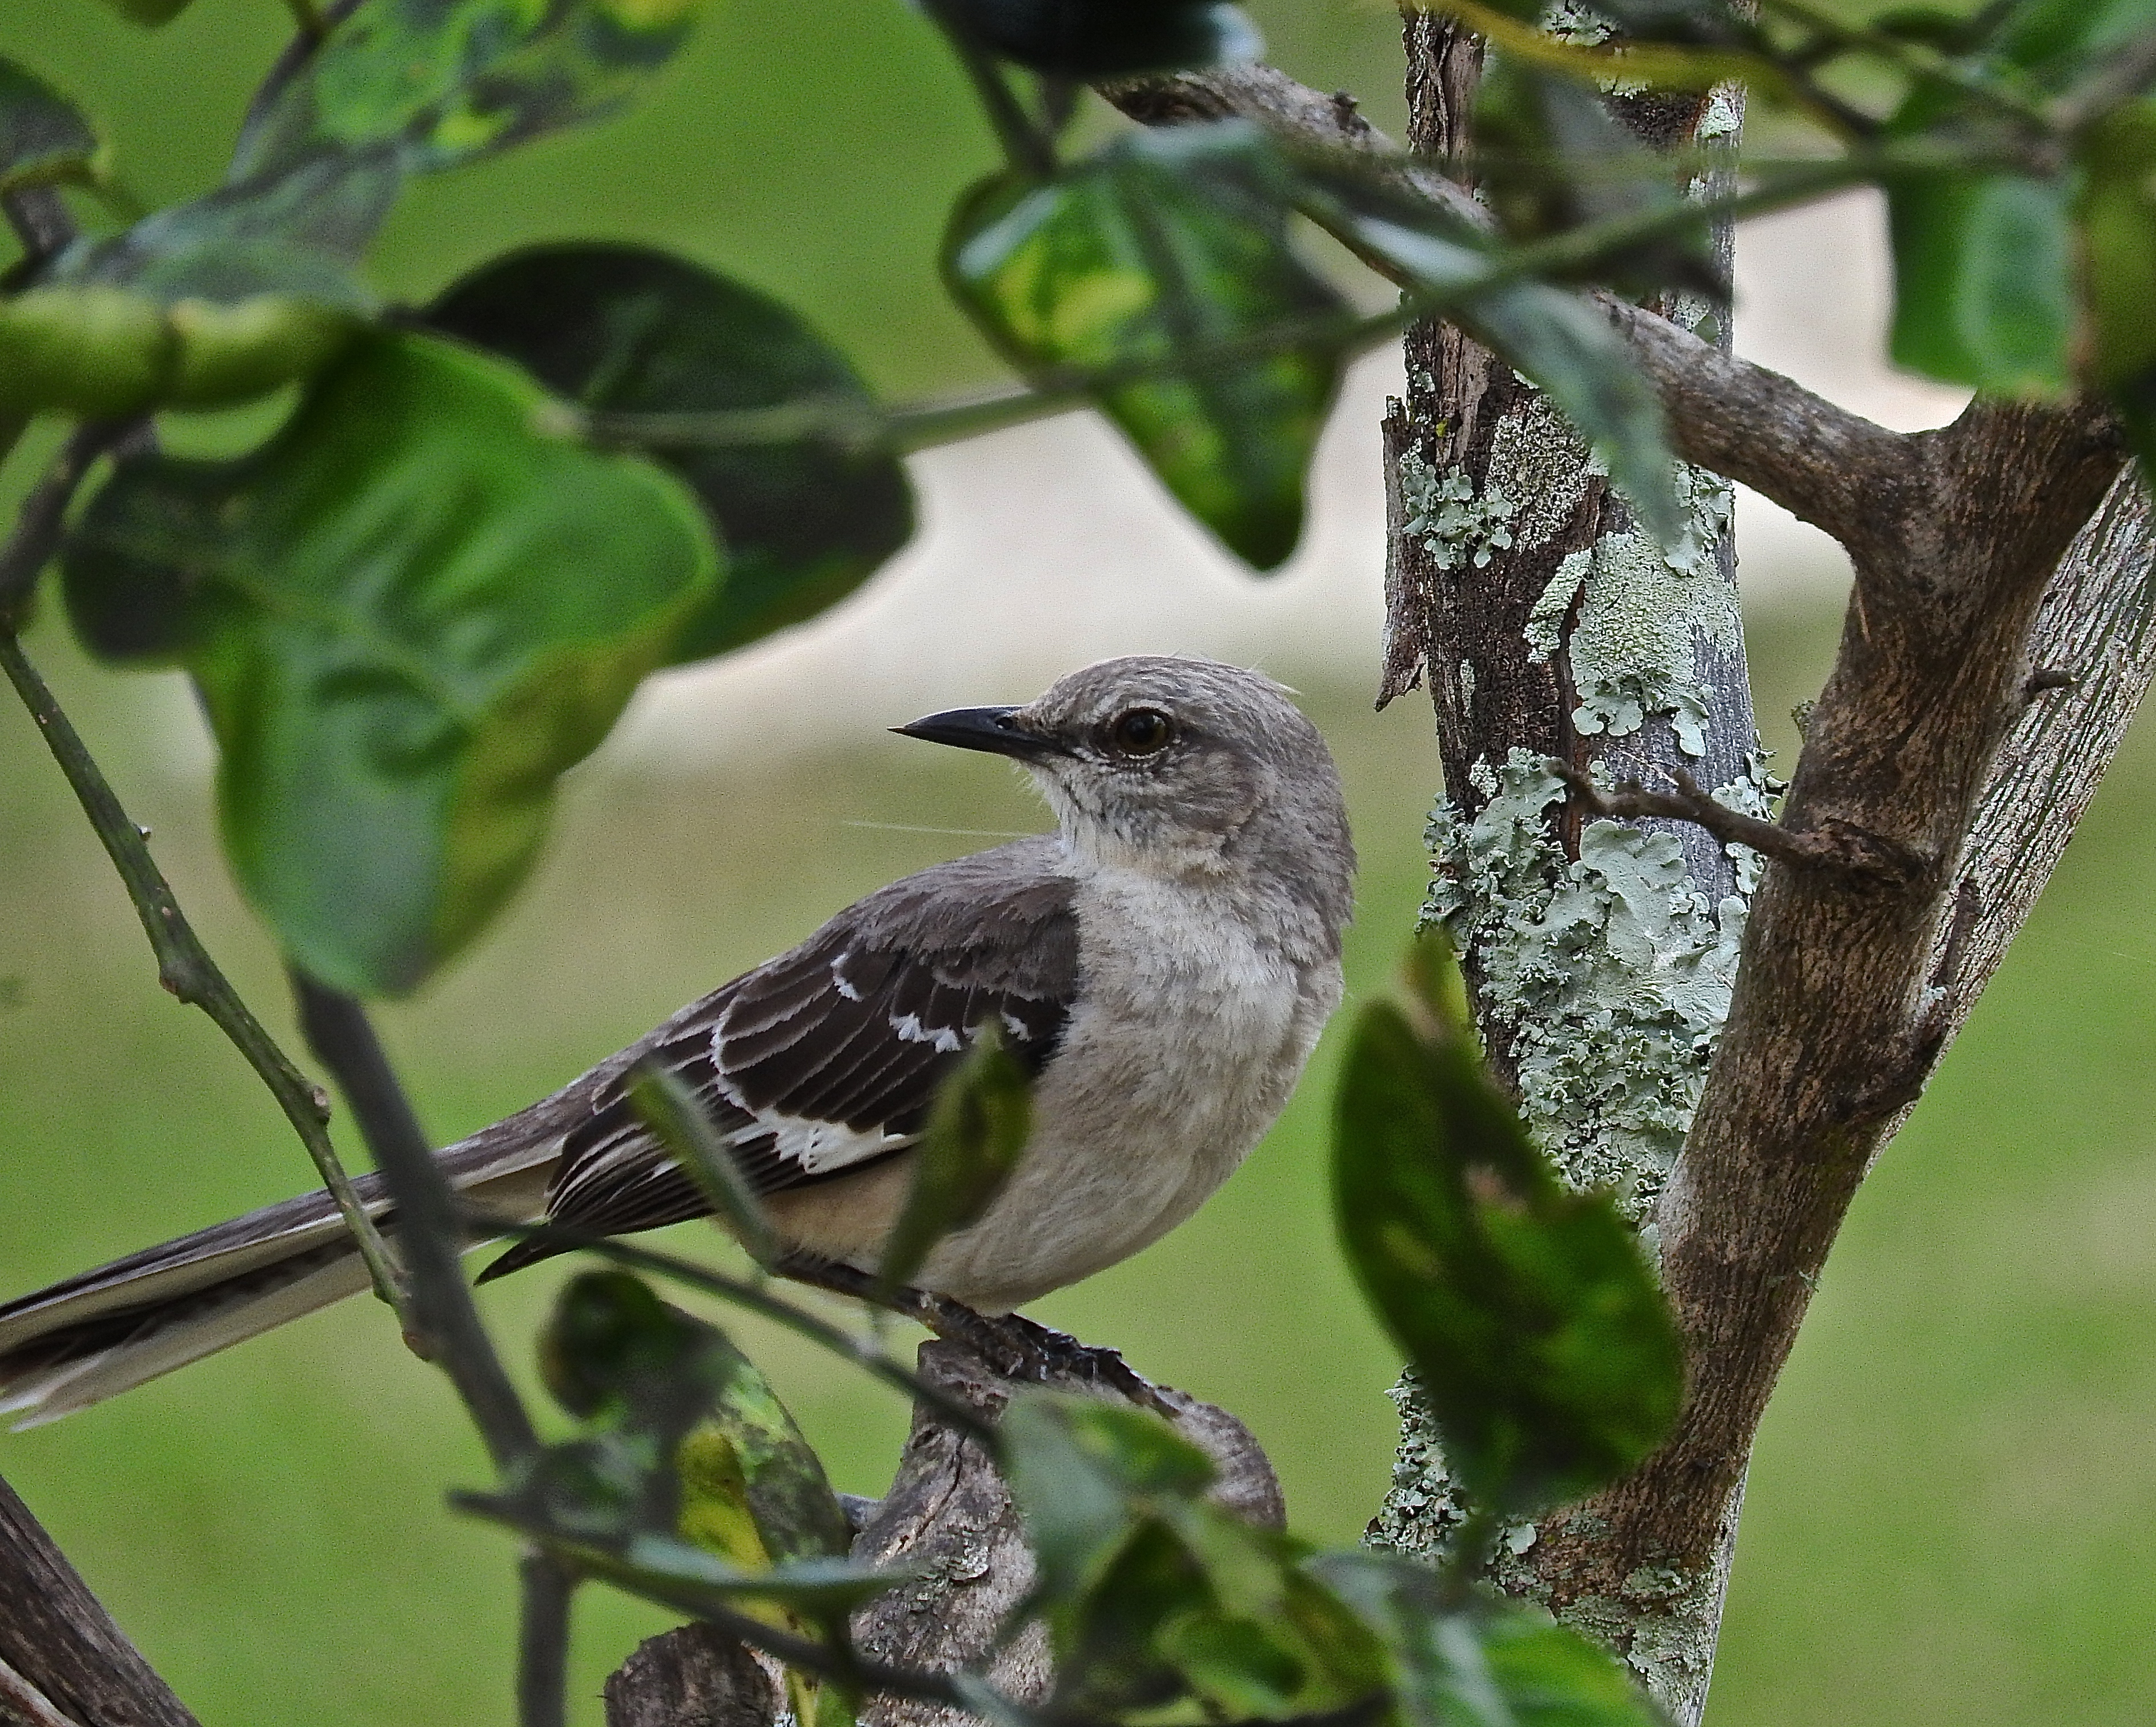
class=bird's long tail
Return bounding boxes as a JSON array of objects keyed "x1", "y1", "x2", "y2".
[{"x1": 0, "y1": 1125, "x2": 560, "y2": 1429}]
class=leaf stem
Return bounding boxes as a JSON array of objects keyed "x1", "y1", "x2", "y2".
[
  {"x1": 921, "y1": 0, "x2": 1057, "y2": 178},
  {"x1": 0, "y1": 628, "x2": 408, "y2": 1317},
  {"x1": 289, "y1": 972, "x2": 539, "y2": 1472},
  {"x1": 517, "y1": 1550, "x2": 576, "y2": 1727},
  {"x1": 0, "y1": 424, "x2": 127, "y2": 629},
  {"x1": 471, "y1": 1219, "x2": 998, "y2": 1443}
]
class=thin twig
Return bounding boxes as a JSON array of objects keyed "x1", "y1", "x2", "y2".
[
  {"x1": 290, "y1": 973, "x2": 537, "y2": 1472},
  {"x1": 0, "y1": 632, "x2": 405, "y2": 1312},
  {"x1": 0, "y1": 425, "x2": 130, "y2": 628},
  {"x1": 920, "y1": 0, "x2": 1055, "y2": 177},
  {"x1": 1551, "y1": 758, "x2": 1933, "y2": 886},
  {"x1": 472, "y1": 1217, "x2": 998, "y2": 1443},
  {"x1": 517, "y1": 1550, "x2": 576, "y2": 1727}
]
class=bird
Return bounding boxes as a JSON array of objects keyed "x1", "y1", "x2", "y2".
[{"x1": 0, "y1": 655, "x2": 1355, "y2": 1427}]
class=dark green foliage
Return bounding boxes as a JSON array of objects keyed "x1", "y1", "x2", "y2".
[
  {"x1": 1331, "y1": 937, "x2": 1685, "y2": 1514},
  {"x1": 61, "y1": 332, "x2": 717, "y2": 996},
  {"x1": 877, "y1": 1023, "x2": 1035, "y2": 1295},
  {"x1": 999, "y1": 1393, "x2": 1391, "y2": 1719},
  {"x1": 1311, "y1": 1552, "x2": 1669, "y2": 1727},
  {"x1": 946, "y1": 121, "x2": 1349, "y2": 570},
  {"x1": 0, "y1": 55, "x2": 99, "y2": 196},
  {"x1": 231, "y1": 0, "x2": 701, "y2": 185},
  {"x1": 426, "y1": 243, "x2": 916, "y2": 663},
  {"x1": 950, "y1": 0, "x2": 1261, "y2": 77},
  {"x1": 1304, "y1": 169, "x2": 1683, "y2": 546}
]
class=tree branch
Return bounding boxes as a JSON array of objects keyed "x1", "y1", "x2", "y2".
[
  {"x1": 0, "y1": 1471, "x2": 198, "y2": 1727},
  {"x1": 1098, "y1": 61, "x2": 1920, "y2": 545},
  {"x1": 518, "y1": 1550, "x2": 577, "y2": 1727},
  {"x1": 0, "y1": 632, "x2": 404, "y2": 1310}
]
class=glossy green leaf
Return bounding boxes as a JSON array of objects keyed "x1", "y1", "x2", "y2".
[
  {"x1": 628, "y1": 1064, "x2": 784, "y2": 1270},
  {"x1": 946, "y1": 121, "x2": 1350, "y2": 570},
  {"x1": 60, "y1": 331, "x2": 717, "y2": 996},
  {"x1": 425, "y1": 243, "x2": 915, "y2": 663},
  {"x1": 950, "y1": 0, "x2": 1262, "y2": 76},
  {"x1": 1311, "y1": 1552, "x2": 1667, "y2": 1727},
  {"x1": 1304, "y1": 173, "x2": 1681, "y2": 546},
  {"x1": 1884, "y1": 165, "x2": 2075, "y2": 394},
  {"x1": 1331, "y1": 946, "x2": 1684, "y2": 1514},
  {"x1": 0, "y1": 57, "x2": 99, "y2": 195},
  {"x1": 541, "y1": 1271, "x2": 852, "y2": 1565},
  {"x1": 234, "y1": 0, "x2": 702, "y2": 185},
  {"x1": 877, "y1": 1023, "x2": 1034, "y2": 1295},
  {"x1": 1001, "y1": 1393, "x2": 1389, "y2": 1720}
]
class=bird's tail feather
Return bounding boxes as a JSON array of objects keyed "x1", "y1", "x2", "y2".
[{"x1": 0, "y1": 1123, "x2": 561, "y2": 1429}]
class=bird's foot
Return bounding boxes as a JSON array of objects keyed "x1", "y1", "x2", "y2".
[{"x1": 960, "y1": 1309, "x2": 1177, "y2": 1418}]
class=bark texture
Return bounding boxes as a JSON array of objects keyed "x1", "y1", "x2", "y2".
[
  {"x1": 0, "y1": 1471, "x2": 199, "y2": 1727},
  {"x1": 603, "y1": 1343, "x2": 1285, "y2": 1727}
]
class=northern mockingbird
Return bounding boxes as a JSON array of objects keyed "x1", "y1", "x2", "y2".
[{"x1": 0, "y1": 656, "x2": 1354, "y2": 1425}]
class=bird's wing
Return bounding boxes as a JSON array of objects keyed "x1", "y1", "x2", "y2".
[{"x1": 484, "y1": 838, "x2": 1081, "y2": 1273}]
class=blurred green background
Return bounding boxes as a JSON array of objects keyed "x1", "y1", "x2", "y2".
[{"x1": 1, "y1": 2, "x2": 2151, "y2": 1723}]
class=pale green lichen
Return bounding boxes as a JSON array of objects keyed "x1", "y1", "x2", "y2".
[
  {"x1": 1399, "y1": 445, "x2": 1516, "y2": 572},
  {"x1": 1485, "y1": 395, "x2": 1593, "y2": 555},
  {"x1": 1525, "y1": 548, "x2": 1592, "y2": 664},
  {"x1": 1422, "y1": 748, "x2": 1753, "y2": 1216},
  {"x1": 1564, "y1": 467, "x2": 1737, "y2": 756}
]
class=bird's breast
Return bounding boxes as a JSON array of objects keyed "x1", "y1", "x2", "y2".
[{"x1": 913, "y1": 866, "x2": 1342, "y2": 1311}]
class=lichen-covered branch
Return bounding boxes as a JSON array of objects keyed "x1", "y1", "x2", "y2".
[{"x1": 604, "y1": 1343, "x2": 1286, "y2": 1727}]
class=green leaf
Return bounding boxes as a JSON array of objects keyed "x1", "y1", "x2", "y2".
[
  {"x1": 1303, "y1": 172, "x2": 1681, "y2": 545},
  {"x1": 628, "y1": 1064, "x2": 784, "y2": 1270},
  {"x1": 1311, "y1": 1552, "x2": 1668, "y2": 1727},
  {"x1": 60, "y1": 331, "x2": 717, "y2": 996},
  {"x1": 946, "y1": 121, "x2": 1350, "y2": 570},
  {"x1": 877, "y1": 1022, "x2": 1034, "y2": 1295},
  {"x1": 1985, "y1": 0, "x2": 2156, "y2": 89},
  {"x1": 234, "y1": 0, "x2": 702, "y2": 185},
  {"x1": 951, "y1": 0, "x2": 1263, "y2": 77},
  {"x1": 0, "y1": 57, "x2": 99, "y2": 195},
  {"x1": 2079, "y1": 101, "x2": 2156, "y2": 476},
  {"x1": 0, "y1": 284, "x2": 359, "y2": 418},
  {"x1": 1884, "y1": 165, "x2": 2076, "y2": 394},
  {"x1": 540, "y1": 1271, "x2": 853, "y2": 1565},
  {"x1": 1001, "y1": 1393, "x2": 1389, "y2": 1721},
  {"x1": 425, "y1": 243, "x2": 915, "y2": 663},
  {"x1": 1331, "y1": 965, "x2": 1684, "y2": 1514}
]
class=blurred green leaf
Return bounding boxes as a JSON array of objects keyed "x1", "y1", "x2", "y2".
[
  {"x1": 628, "y1": 1064, "x2": 784, "y2": 1270},
  {"x1": 425, "y1": 243, "x2": 915, "y2": 663},
  {"x1": 1985, "y1": 0, "x2": 2156, "y2": 89},
  {"x1": 1311, "y1": 1552, "x2": 1667, "y2": 1727},
  {"x1": 877, "y1": 1021, "x2": 1034, "y2": 1295},
  {"x1": 1884, "y1": 164, "x2": 2075, "y2": 394},
  {"x1": 540, "y1": 1271, "x2": 852, "y2": 1565},
  {"x1": 1471, "y1": 62, "x2": 1717, "y2": 305},
  {"x1": 949, "y1": 0, "x2": 1262, "y2": 76},
  {"x1": 0, "y1": 282, "x2": 359, "y2": 418},
  {"x1": 1331, "y1": 981, "x2": 1684, "y2": 1515},
  {"x1": 946, "y1": 121, "x2": 1349, "y2": 570},
  {"x1": 234, "y1": 0, "x2": 702, "y2": 184},
  {"x1": 93, "y1": 0, "x2": 196, "y2": 23},
  {"x1": 59, "y1": 331, "x2": 717, "y2": 996},
  {"x1": 1001, "y1": 1393, "x2": 1389, "y2": 1720},
  {"x1": 1304, "y1": 171, "x2": 1681, "y2": 545},
  {"x1": 0, "y1": 57, "x2": 99, "y2": 195},
  {"x1": 2079, "y1": 100, "x2": 2156, "y2": 478}
]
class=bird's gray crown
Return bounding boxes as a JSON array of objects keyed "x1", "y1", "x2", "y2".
[{"x1": 904, "y1": 655, "x2": 1355, "y2": 955}]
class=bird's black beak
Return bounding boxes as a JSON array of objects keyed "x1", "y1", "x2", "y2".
[{"x1": 892, "y1": 705, "x2": 1070, "y2": 760}]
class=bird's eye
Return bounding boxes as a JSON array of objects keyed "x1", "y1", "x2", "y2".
[{"x1": 1106, "y1": 707, "x2": 1175, "y2": 757}]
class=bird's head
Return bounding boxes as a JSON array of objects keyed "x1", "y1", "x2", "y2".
[{"x1": 897, "y1": 656, "x2": 1354, "y2": 940}]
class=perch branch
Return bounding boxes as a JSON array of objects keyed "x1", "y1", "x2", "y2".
[{"x1": 1551, "y1": 758, "x2": 1930, "y2": 884}]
